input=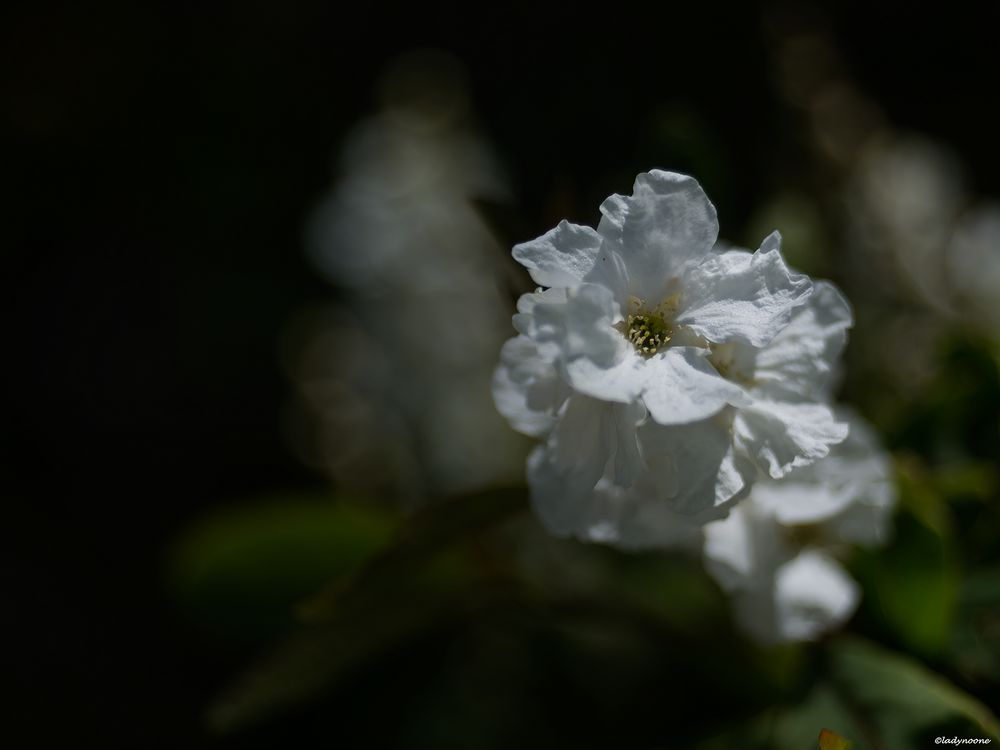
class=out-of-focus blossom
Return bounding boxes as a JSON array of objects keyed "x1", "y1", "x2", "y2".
[
  {"x1": 703, "y1": 411, "x2": 895, "y2": 643},
  {"x1": 947, "y1": 205, "x2": 1000, "y2": 333},
  {"x1": 844, "y1": 137, "x2": 1000, "y2": 395},
  {"x1": 290, "y1": 54, "x2": 525, "y2": 502},
  {"x1": 494, "y1": 170, "x2": 849, "y2": 545},
  {"x1": 847, "y1": 137, "x2": 966, "y2": 317}
]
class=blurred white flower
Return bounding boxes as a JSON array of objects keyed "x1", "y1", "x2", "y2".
[
  {"x1": 843, "y1": 137, "x2": 1000, "y2": 391},
  {"x1": 292, "y1": 54, "x2": 525, "y2": 501},
  {"x1": 847, "y1": 137, "x2": 966, "y2": 316},
  {"x1": 703, "y1": 411, "x2": 895, "y2": 643},
  {"x1": 947, "y1": 205, "x2": 1000, "y2": 333},
  {"x1": 494, "y1": 170, "x2": 850, "y2": 544}
]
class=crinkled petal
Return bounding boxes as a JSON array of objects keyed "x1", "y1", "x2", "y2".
[
  {"x1": 526, "y1": 398, "x2": 610, "y2": 536},
  {"x1": 817, "y1": 410, "x2": 897, "y2": 546},
  {"x1": 557, "y1": 467, "x2": 713, "y2": 551},
  {"x1": 565, "y1": 346, "x2": 748, "y2": 424},
  {"x1": 526, "y1": 397, "x2": 644, "y2": 537},
  {"x1": 733, "y1": 400, "x2": 848, "y2": 480},
  {"x1": 773, "y1": 549, "x2": 860, "y2": 642},
  {"x1": 531, "y1": 283, "x2": 624, "y2": 366},
  {"x1": 749, "y1": 477, "x2": 854, "y2": 528},
  {"x1": 512, "y1": 287, "x2": 566, "y2": 337},
  {"x1": 563, "y1": 345, "x2": 645, "y2": 403},
  {"x1": 676, "y1": 234, "x2": 812, "y2": 348},
  {"x1": 637, "y1": 348, "x2": 749, "y2": 425},
  {"x1": 499, "y1": 332, "x2": 559, "y2": 383},
  {"x1": 750, "y1": 409, "x2": 894, "y2": 531},
  {"x1": 512, "y1": 220, "x2": 604, "y2": 287},
  {"x1": 583, "y1": 246, "x2": 631, "y2": 308},
  {"x1": 753, "y1": 281, "x2": 853, "y2": 402},
  {"x1": 492, "y1": 366, "x2": 553, "y2": 438},
  {"x1": 492, "y1": 336, "x2": 567, "y2": 437},
  {"x1": 597, "y1": 475, "x2": 709, "y2": 550},
  {"x1": 597, "y1": 170, "x2": 719, "y2": 301},
  {"x1": 640, "y1": 413, "x2": 755, "y2": 516}
]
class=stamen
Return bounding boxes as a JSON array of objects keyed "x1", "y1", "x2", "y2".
[{"x1": 624, "y1": 312, "x2": 671, "y2": 355}]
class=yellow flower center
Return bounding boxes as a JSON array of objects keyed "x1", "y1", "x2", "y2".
[{"x1": 624, "y1": 312, "x2": 671, "y2": 355}]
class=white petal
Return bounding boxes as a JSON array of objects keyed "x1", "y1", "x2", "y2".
[
  {"x1": 499, "y1": 333, "x2": 558, "y2": 383},
  {"x1": 816, "y1": 410, "x2": 897, "y2": 546},
  {"x1": 492, "y1": 366, "x2": 552, "y2": 438},
  {"x1": 512, "y1": 287, "x2": 566, "y2": 337},
  {"x1": 512, "y1": 220, "x2": 604, "y2": 287},
  {"x1": 753, "y1": 281, "x2": 853, "y2": 402},
  {"x1": 570, "y1": 475, "x2": 635, "y2": 545},
  {"x1": 526, "y1": 398, "x2": 611, "y2": 536},
  {"x1": 526, "y1": 445, "x2": 589, "y2": 537},
  {"x1": 637, "y1": 348, "x2": 749, "y2": 425},
  {"x1": 564, "y1": 345, "x2": 646, "y2": 403},
  {"x1": 611, "y1": 400, "x2": 648, "y2": 487},
  {"x1": 703, "y1": 506, "x2": 755, "y2": 590},
  {"x1": 567, "y1": 469, "x2": 711, "y2": 551},
  {"x1": 640, "y1": 414, "x2": 755, "y2": 516},
  {"x1": 532, "y1": 283, "x2": 624, "y2": 366},
  {"x1": 733, "y1": 400, "x2": 848, "y2": 480},
  {"x1": 597, "y1": 170, "x2": 719, "y2": 301},
  {"x1": 676, "y1": 235, "x2": 812, "y2": 348},
  {"x1": 526, "y1": 397, "x2": 644, "y2": 538},
  {"x1": 703, "y1": 503, "x2": 785, "y2": 591},
  {"x1": 583, "y1": 246, "x2": 631, "y2": 308},
  {"x1": 492, "y1": 336, "x2": 567, "y2": 437},
  {"x1": 748, "y1": 478, "x2": 853, "y2": 528},
  {"x1": 605, "y1": 476, "x2": 709, "y2": 550},
  {"x1": 565, "y1": 346, "x2": 748, "y2": 423},
  {"x1": 750, "y1": 409, "x2": 894, "y2": 532},
  {"x1": 773, "y1": 549, "x2": 860, "y2": 642}
]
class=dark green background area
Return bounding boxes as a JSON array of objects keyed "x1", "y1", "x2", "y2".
[{"x1": 4, "y1": 1, "x2": 1000, "y2": 747}]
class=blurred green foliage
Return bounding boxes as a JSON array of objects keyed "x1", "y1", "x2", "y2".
[{"x1": 168, "y1": 494, "x2": 398, "y2": 637}]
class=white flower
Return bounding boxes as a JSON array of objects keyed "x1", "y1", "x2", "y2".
[
  {"x1": 703, "y1": 411, "x2": 895, "y2": 643},
  {"x1": 494, "y1": 170, "x2": 850, "y2": 544}
]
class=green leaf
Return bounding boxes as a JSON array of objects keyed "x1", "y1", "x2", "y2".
[
  {"x1": 770, "y1": 683, "x2": 866, "y2": 750},
  {"x1": 829, "y1": 637, "x2": 1000, "y2": 747},
  {"x1": 852, "y1": 509, "x2": 958, "y2": 656},
  {"x1": 951, "y1": 567, "x2": 1000, "y2": 680},
  {"x1": 207, "y1": 573, "x2": 473, "y2": 733},
  {"x1": 767, "y1": 638, "x2": 999, "y2": 750},
  {"x1": 208, "y1": 487, "x2": 528, "y2": 731},
  {"x1": 298, "y1": 486, "x2": 527, "y2": 623},
  {"x1": 168, "y1": 493, "x2": 398, "y2": 635}
]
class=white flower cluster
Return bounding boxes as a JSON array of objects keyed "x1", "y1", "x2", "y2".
[
  {"x1": 704, "y1": 410, "x2": 895, "y2": 643},
  {"x1": 494, "y1": 170, "x2": 895, "y2": 642}
]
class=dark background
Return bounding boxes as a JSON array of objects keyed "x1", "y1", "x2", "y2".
[{"x1": 5, "y1": 1, "x2": 999, "y2": 746}]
